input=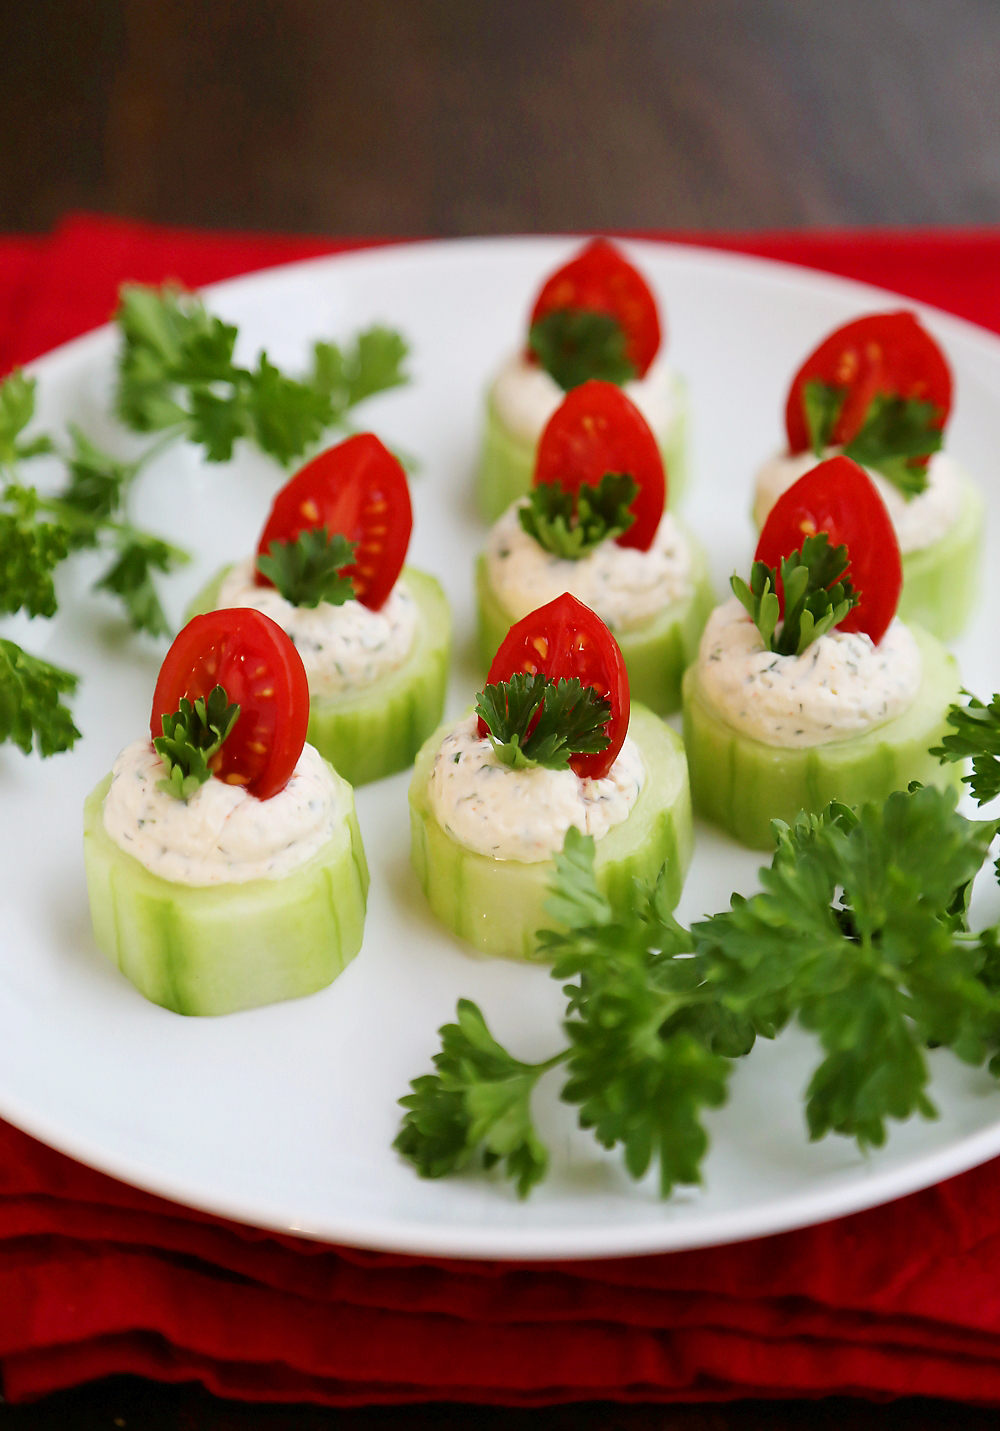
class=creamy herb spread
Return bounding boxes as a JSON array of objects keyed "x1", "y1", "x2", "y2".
[
  {"x1": 215, "y1": 558, "x2": 418, "y2": 697},
  {"x1": 428, "y1": 713, "x2": 645, "y2": 862},
  {"x1": 103, "y1": 740, "x2": 345, "y2": 885},
  {"x1": 753, "y1": 449, "x2": 964, "y2": 554},
  {"x1": 486, "y1": 504, "x2": 693, "y2": 631},
  {"x1": 695, "y1": 597, "x2": 922, "y2": 748},
  {"x1": 491, "y1": 352, "x2": 679, "y2": 446}
]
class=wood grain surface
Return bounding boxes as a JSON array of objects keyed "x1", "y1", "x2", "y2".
[{"x1": 1, "y1": 0, "x2": 999, "y2": 1424}]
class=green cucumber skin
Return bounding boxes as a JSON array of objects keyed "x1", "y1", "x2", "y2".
[
  {"x1": 185, "y1": 565, "x2": 452, "y2": 787},
  {"x1": 408, "y1": 703, "x2": 693, "y2": 961},
  {"x1": 83, "y1": 766, "x2": 369, "y2": 1016},
  {"x1": 476, "y1": 376, "x2": 691, "y2": 525},
  {"x1": 681, "y1": 622, "x2": 963, "y2": 850},
  {"x1": 474, "y1": 534, "x2": 715, "y2": 715},
  {"x1": 753, "y1": 475, "x2": 984, "y2": 645}
]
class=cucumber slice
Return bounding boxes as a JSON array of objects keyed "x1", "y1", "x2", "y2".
[
  {"x1": 476, "y1": 375, "x2": 691, "y2": 524},
  {"x1": 83, "y1": 764, "x2": 369, "y2": 1016},
  {"x1": 682, "y1": 622, "x2": 963, "y2": 850},
  {"x1": 753, "y1": 475, "x2": 984, "y2": 645},
  {"x1": 186, "y1": 565, "x2": 452, "y2": 787},
  {"x1": 408, "y1": 703, "x2": 693, "y2": 961},
  {"x1": 474, "y1": 535, "x2": 715, "y2": 715}
]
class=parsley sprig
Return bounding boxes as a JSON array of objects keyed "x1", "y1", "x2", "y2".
[
  {"x1": 397, "y1": 781, "x2": 1000, "y2": 1199},
  {"x1": 518, "y1": 473, "x2": 638, "y2": 559},
  {"x1": 731, "y1": 532, "x2": 859, "y2": 657},
  {"x1": 528, "y1": 309, "x2": 636, "y2": 391},
  {"x1": 153, "y1": 685, "x2": 241, "y2": 800},
  {"x1": 802, "y1": 378, "x2": 944, "y2": 498},
  {"x1": 256, "y1": 528, "x2": 356, "y2": 608},
  {"x1": 475, "y1": 673, "x2": 611, "y2": 771},
  {"x1": 116, "y1": 284, "x2": 409, "y2": 466},
  {"x1": 0, "y1": 638, "x2": 79, "y2": 757},
  {"x1": 933, "y1": 692, "x2": 1000, "y2": 806}
]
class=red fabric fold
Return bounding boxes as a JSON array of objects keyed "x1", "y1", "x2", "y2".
[{"x1": 3, "y1": 213, "x2": 1000, "y2": 1407}]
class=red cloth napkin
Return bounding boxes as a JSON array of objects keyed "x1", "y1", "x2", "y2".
[{"x1": 4, "y1": 213, "x2": 1000, "y2": 1408}]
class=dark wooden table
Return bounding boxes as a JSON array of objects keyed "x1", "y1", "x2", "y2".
[{"x1": 2, "y1": 0, "x2": 1000, "y2": 1424}]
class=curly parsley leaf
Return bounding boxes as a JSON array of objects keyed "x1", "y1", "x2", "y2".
[
  {"x1": 932, "y1": 692, "x2": 1000, "y2": 807},
  {"x1": 0, "y1": 485, "x2": 70, "y2": 618},
  {"x1": 395, "y1": 998, "x2": 560, "y2": 1197},
  {"x1": 0, "y1": 370, "x2": 56, "y2": 469},
  {"x1": 312, "y1": 327, "x2": 410, "y2": 413},
  {"x1": 802, "y1": 378, "x2": 846, "y2": 457},
  {"x1": 0, "y1": 639, "x2": 79, "y2": 756},
  {"x1": 256, "y1": 527, "x2": 356, "y2": 608},
  {"x1": 528, "y1": 308, "x2": 636, "y2": 391},
  {"x1": 94, "y1": 531, "x2": 191, "y2": 639},
  {"x1": 731, "y1": 532, "x2": 858, "y2": 657},
  {"x1": 475, "y1": 673, "x2": 611, "y2": 771},
  {"x1": 518, "y1": 473, "x2": 638, "y2": 559},
  {"x1": 153, "y1": 684, "x2": 241, "y2": 800},
  {"x1": 57, "y1": 425, "x2": 142, "y2": 532},
  {"x1": 800, "y1": 379, "x2": 943, "y2": 498},
  {"x1": 693, "y1": 786, "x2": 1000, "y2": 1149}
]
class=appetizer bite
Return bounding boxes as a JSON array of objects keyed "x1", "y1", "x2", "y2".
[
  {"x1": 410, "y1": 593, "x2": 693, "y2": 960},
  {"x1": 684, "y1": 457, "x2": 962, "y2": 849},
  {"x1": 477, "y1": 380, "x2": 713, "y2": 713},
  {"x1": 83, "y1": 610, "x2": 369, "y2": 1016},
  {"x1": 753, "y1": 311, "x2": 984, "y2": 642},
  {"x1": 478, "y1": 237, "x2": 690, "y2": 522},
  {"x1": 187, "y1": 433, "x2": 451, "y2": 786}
]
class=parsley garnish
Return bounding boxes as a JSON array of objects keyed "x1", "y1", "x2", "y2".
[
  {"x1": 256, "y1": 528, "x2": 356, "y2": 608},
  {"x1": 518, "y1": 473, "x2": 638, "y2": 559},
  {"x1": 115, "y1": 284, "x2": 410, "y2": 466},
  {"x1": 153, "y1": 685, "x2": 241, "y2": 800},
  {"x1": 397, "y1": 782, "x2": 1000, "y2": 1198},
  {"x1": 731, "y1": 532, "x2": 859, "y2": 657},
  {"x1": 800, "y1": 378, "x2": 943, "y2": 498},
  {"x1": 528, "y1": 309, "x2": 636, "y2": 391},
  {"x1": 933, "y1": 692, "x2": 1000, "y2": 806},
  {"x1": 0, "y1": 639, "x2": 79, "y2": 757},
  {"x1": 475, "y1": 673, "x2": 611, "y2": 771}
]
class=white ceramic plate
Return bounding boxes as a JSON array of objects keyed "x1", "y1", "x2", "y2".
[{"x1": 3, "y1": 238, "x2": 1000, "y2": 1261}]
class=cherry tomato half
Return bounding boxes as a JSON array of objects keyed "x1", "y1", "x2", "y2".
[
  {"x1": 533, "y1": 380, "x2": 666, "y2": 551},
  {"x1": 481, "y1": 592, "x2": 630, "y2": 779},
  {"x1": 255, "y1": 433, "x2": 412, "y2": 611},
  {"x1": 529, "y1": 238, "x2": 662, "y2": 380},
  {"x1": 151, "y1": 609, "x2": 310, "y2": 801},
  {"x1": 755, "y1": 456, "x2": 902, "y2": 646},
  {"x1": 785, "y1": 310, "x2": 952, "y2": 456}
]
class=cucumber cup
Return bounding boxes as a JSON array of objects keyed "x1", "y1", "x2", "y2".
[
  {"x1": 474, "y1": 534, "x2": 715, "y2": 715},
  {"x1": 477, "y1": 376, "x2": 690, "y2": 525},
  {"x1": 682, "y1": 622, "x2": 962, "y2": 850},
  {"x1": 409, "y1": 703, "x2": 693, "y2": 961},
  {"x1": 187, "y1": 565, "x2": 451, "y2": 787},
  {"x1": 84, "y1": 764, "x2": 369, "y2": 1016}
]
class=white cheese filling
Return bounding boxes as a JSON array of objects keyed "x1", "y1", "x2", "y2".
[
  {"x1": 695, "y1": 597, "x2": 922, "y2": 748},
  {"x1": 215, "y1": 558, "x2": 418, "y2": 698},
  {"x1": 103, "y1": 739, "x2": 346, "y2": 886},
  {"x1": 485, "y1": 504, "x2": 694, "y2": 632},
  {"x1": 753, "y1": 449, "x2": 964, "y2": 555},
  {"x1": 491, "y1": 352, "x2": 679, "y2": 446},
  {"x1": 428, "y1": 713, "x2": 645, "y2": 862}
]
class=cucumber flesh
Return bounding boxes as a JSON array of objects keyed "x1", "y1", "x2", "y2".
[
  {"x1": 186, "y1": 565, "x2": 452, "y2": 787},
  {"x1": 408, "y1": 703, "x2": 693, "y2": 961},
  {"x1": 475, "y1": 532, "x2": 714, "y2": 715},
  {"x1": 83, "y1": 765, "x2": 369, "y2": 1016},
  {"x1": 476, "y1": 376, "x2": 691, "y2": 524},
  {"x1": 682, "y1": 622, "x2": 963, "y2": 850}
]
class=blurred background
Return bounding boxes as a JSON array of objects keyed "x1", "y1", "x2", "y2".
[{"x1": 2, "y1": 0, "x2": 999, "y2": 237}]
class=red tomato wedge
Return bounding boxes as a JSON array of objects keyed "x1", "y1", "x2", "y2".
[
  {"x1": 151, "y1": 609, "x2": 310, "y2": 801},
  {"x1": 533, "y1": 380, "x2": 666, "y2": 551},
  {"x1": 480, "y1": 592, "x2": 630, "y2": 779},
  {"x1": 529, "y1": 238, "x2": 662, "y2": 379},
  {"x1": 255, "y1": 433, "x2": 412, "y2": 611},
  {"x1": 755, "y1": 456, "x2": 902, "y2": 646},
  {"x1": 785, "y1": 311, "x2": 952, "y2": 456}
]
